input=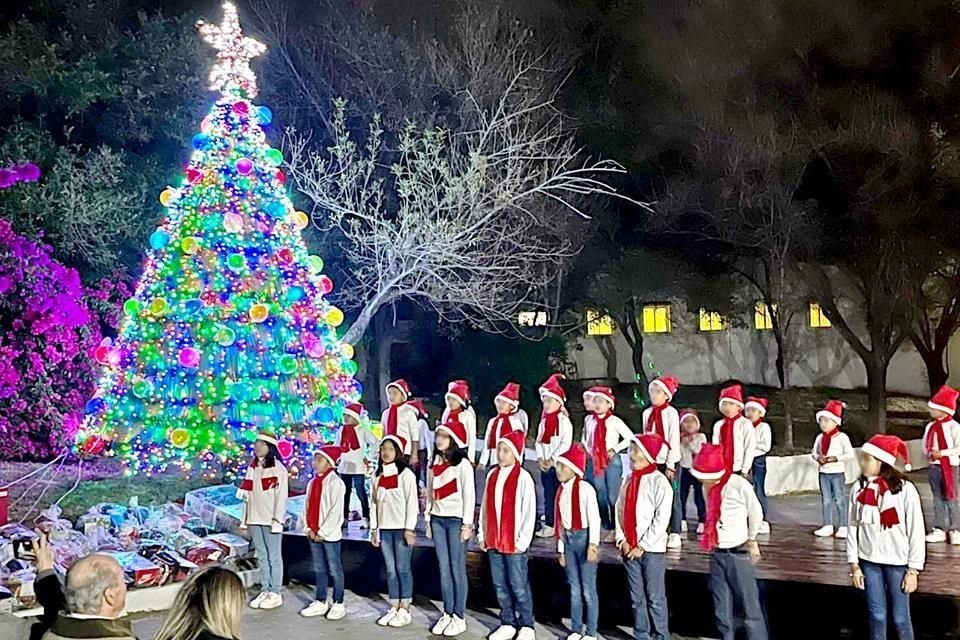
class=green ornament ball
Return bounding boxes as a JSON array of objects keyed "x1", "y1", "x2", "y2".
[
  {"x1": 264, "y1": 148, "x2": 284, "y2": 167},
  {"x1": 278, "y1": 355, "x2": 298, "y2": 374},
  {"x1": 307, "y1": 255, "x2": 324, "y2": 274},
  {"x1": 227, "y1": 253, "x2": 246, "y2": 271},
  {"x1": 123, "y1": 299, "x2": 141, "y2": 316}
]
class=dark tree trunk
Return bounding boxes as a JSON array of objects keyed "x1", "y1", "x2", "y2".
[
  {"x1": 912, "y1": 338, "x2": 949, "y2": 393},
  {"x1": 621, "y1": 301, "x2": 649, "y2": 389},
  {"x1": 865, "y1": 359, "x2": 888, "y2": 435}
]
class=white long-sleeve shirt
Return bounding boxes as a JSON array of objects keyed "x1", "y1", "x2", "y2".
[
  {"x1": 642, "y1": 405, "x2": 681, "y2": 468},
  {"x1": 811, "y1": 430, "x2": 854, "y2": 475},
  {"x1": 380, "y1": 404, "x2": 420, "y2": 455},
  {"x1": 442, "y1": 405, "x2": 478, "y2": 463},
  {"x1": 479, "y1": 413, "x2": 526, "y2": 466},
  {"x1": 478, "y1": 464, "x2": 537, "y2": 553},
  {"x1": 237, "y1": 460, "x2": 289, "y2": 532},
  {"x1": 302, "y1": 472, "x2": 345, "y2": 542},
  {"x1": 335, "y1": 423, "x2": 378, "y2": 475},
  {"x1": 679, "y1": 433, "x2": 707, "y2": 469},
  {"x1": 614, "y1": 469, "x2": 673, "y2": 553},
  {"x1": 556, "y1": 478, "x2": 602, "y2": 553},
  {"x1": 535, "y1": 412, "x2": 574, "y2": 462},
  {"x1": 370, "y1": 463, "x2": 419, "y2": 531},
  {"x1": 712, "y1": 417, "x2": 757, "y2": 475},
  {"x1": 753, "y1": 421, "x2": 772, "y2": 457},
  {"x1": 847, "y1": 479, "x2": 925, "y2": 571},
  {"x1": 714, "y1": 474, "x2": 763, "y2": 549},
  {"x1": 582, "y1": 413, "x2": 634, "y2": 461},
  {"x1": 922, "y1": 419, "x2": 960, "y2": 466},
  {"x1": 426, "y1": 458, "x2": 476, "y2": 525}
]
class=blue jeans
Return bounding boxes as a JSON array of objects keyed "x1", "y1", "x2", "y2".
[
  {"x1": 432, "y1": 517, "x2": 468, "y2": 617},
  {"x1": 752, "y1": 456, "x2": 768, "y2": 517},
  {"x1": 342, "y1": 473, "x2": 370, "y2": 520},
  {"x1": 249, "y1": 524, "x2": 284, "y2": 593},
  {"x1": 624, "y1": 552, "x2": 669, "y2": 640},
  {"x1": 542, "y1": 467, "x2": 559, "y2": 527},
  {"x1": 587, "y1": 455, "x2": 623, "y2": 530},
  {"x1": 819, "y1": 472, "x2": 847, "y2": 526},
  {"x1": 379, "y1": 529, "x2": 413, "y2": 603},
  {"x1": 709, "y1": 548, "x2": 767, "y2": 640},
  {"x1": 928, "y1": 464, "x2": 960, "y2": 531},
  {"x1": 669, "y1": 471, "x2": 682, "y2": 533},
  {"x1": 679, "y1": 467, "x2": 706, "y2": 524},
  {"x1": 860, "y1": 560, "x2": 914, "y2": 640},
  {"x1": 562, "y1": 530, "x2": 598, "y2": 637},
  {"x1": 488, "y1": 551, "x2": 535, "y2": 629},
  {"x1": 310, "y1": 540, "x2": 344, "y2": 603}
]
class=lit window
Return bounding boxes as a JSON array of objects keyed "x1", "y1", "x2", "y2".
[
  {"x1": 586, "y1": 308, "x2": 615, "y2": 336},
  {"x1": 754, "y1": 302, "x2": 774, "y2": 331},
  {"x1": 809, "y1": 302, "x2": 832, "y2": 328},
  {"x1": 518, "y1": 311, "x2": 547, "y2": 327},
  {"x1": 699, "y1": 308, "x2": 725, "y2": 332},
  {"x1": 642, "y1": 304, "x2": 672, "y2": 334}
]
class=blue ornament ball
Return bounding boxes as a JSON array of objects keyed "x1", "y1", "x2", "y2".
[
  {"x1": 286, "y1": 286, "x2": 305, "y2": 302},
  {"x1": 257, "y1": 106, "x2": 273, "y2": 126},
  {"x1": 85, "y1": 398, "x2": 105, "y2": 415},
  {"x1": 192, "y1": 133, "x2": 211, "y2": 150},
  {"x1": 265, "y1": 200, "x2": 286, "y2": 219},
  {"x1": 314, "y1": 406, "x2": 335, "y2": 423},
  {"x1": 149, "y1": 230, "x2": 170, "y2": 250}
]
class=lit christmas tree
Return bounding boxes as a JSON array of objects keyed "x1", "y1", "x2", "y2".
[{"x1": 76, "y1": 2, "x2": 360, "y2": 477}]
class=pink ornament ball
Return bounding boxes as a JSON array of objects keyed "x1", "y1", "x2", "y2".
[
  {"x1": 236, "y1": 158, "x2": 254, "y2": 175},
  {"x1": 304, "y1": 337, "x2": 326, "y2": 358},
  {"x1": 178, "y1": 347, "x2": 201, "y2": 369},
  {"x1": 186, "y1": 168, "x2": 203, "y2": 184},
  {"x1": 277, "y1": 439, "x2": 294, "y2": 459},
  {"x1": 201, "y1": 116, "x2": 213, "y2": 133},
  {"x1": 233, "y1": 101, "x2": 250, "y2": 116},
  {"x1": 318, "y1": 275, "x2": 334, "y2": 295},
  {"x1": 81, "y1": 434, "x2": 106, "y2": 456}
]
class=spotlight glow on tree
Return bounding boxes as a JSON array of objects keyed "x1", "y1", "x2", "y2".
[{"x1": 76, "y1": 2, "x2": 360, "y2": 478}]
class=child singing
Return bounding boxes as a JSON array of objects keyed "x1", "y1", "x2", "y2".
[
  {"x1": 337, "y1": 403, "x2": 377, "y2": 529},
  {"x1": 922, "y1": 385, "x2": 960, "y2": 545},
  {"x1": 582, "y1": 386, "x2": 633, "y2": 542},
  {"x1": 480, "y1": 383, "x2": 526, "y2": 467},
  {"x1": 536, "y1": 374, "x2": 574, "y2": 539},
  {"x1": 744, "y1": 396, "x2": 772, "y2": 534},
  {"x1": 678, "y1": 409, "x2": 707, "y2": 534},
  {"x1": 711, "y1": 384, "x2": 756, "y2": 477},
  {"x1": 300, "y1": 446, "x2": 346, "y2": 621},
  {"x1": 643, "y1": 376, "x2": 682, "y2": 548},
  {"x1": 812, "y1": 400, "x2": 854, "y2": 538},
  {"x1": 381, "y1": 379, "x2": 420, "y2": 467},
  {"x1": 443, "y1": 380, "x2": 478, "y2": 464}
]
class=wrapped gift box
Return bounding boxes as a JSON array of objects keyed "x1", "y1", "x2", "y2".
[
  {"x1": 184, "y1": 485, "x2": 243, "y2": 532},
  {"x1": 184, "y1": 541, "x2": 224, "y2": 566},
  {"x1": 103, "y1": 551, "x2": 162, "y2": 589},
  {"x1": 204, "y1": 533, "x2": 249, "y2": 558}
]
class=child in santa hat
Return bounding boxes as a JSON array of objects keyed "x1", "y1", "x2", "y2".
[
  {"x1": 479, "y1": 431, "x2": 537, "y2": 640},
  {"x1": 238, "y1": 430, "x2": 289, "y2": 610},
  {"x1": 922, "y1": 385, "x2": 960, "y2": 545},
  {"x1": 480, "y1": 383, "x2": 527, "y2": 467},
  {"x1": 409, "y1": 400, "x2": 433, "y2": 486},
  {"x1": 300, "y1": 446, "x2": 347, "y2": 620},
  {"x1": 443, "y1": 380, "x2": 478, "y2": 464},
  {"x1": 711, "y1": 384, "x2": 757, "y2": 478},
  {"x1": 744, "y1": 396, "x2": 772, "y2": 535},
  {"x1": 811, "y1": 400, "x2": 854, "y2": 539},
  {"x1": 426, "y1": 417, "x2": 477, "y2": 637},
  {"x1": 643, "y1": 376, "x2": 683, "y2": 548},
  {"x1": 536, "y1": 374, "x2": 574, "y2": 539},
  {"x1": 371, "y1": 435, "x2": 420, "y2": 628},
  {"x1": 848, "y1": 435, "x2": 924, "y2": 640},
  {"x1": 678, "y1": 409, "x2": 707, "y2": 534},
  {"x1": 693, "y1": 443, "x2": 766, "y2": 640},
  {"x1": 554, "y1": 444, "x2": 602, "y2": 640},
  {"x1": 337, "y1": 403, "x2": 378, "y2": 530},
  {"x1": 582, "y1": 386, "x2": 633, "y2": 543},
  {"x1": 381, "y1": 380, "x2": 420, "y2": 467},
  {"x1": 615, "y1": 433, "x2": 673, "y2": 640}
]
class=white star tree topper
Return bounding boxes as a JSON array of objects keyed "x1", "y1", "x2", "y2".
[{"x1": 196, "y1": 2, "x2": 267, "y2": 98}]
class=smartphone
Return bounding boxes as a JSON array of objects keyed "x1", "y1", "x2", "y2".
[{"x1": 13, "y1": 539, "x2": 36, "y2": 561}]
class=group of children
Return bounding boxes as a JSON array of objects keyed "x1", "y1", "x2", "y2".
[{"x1": 232, "y1": 374, "x2": 949, "y2": 640}]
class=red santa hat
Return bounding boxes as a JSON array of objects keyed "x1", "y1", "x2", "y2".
[
  {"x1": 380, "y1": 433, "x2": 408, "y2": 453},
  {"x1": 407, "y1": 399, "x2": 428, "y2": 419},
  {"x1": 539, "y1": 373, "x2": 566, "y2": 404},
  {"x1": 497, "y1": 430, "x2": 526, "y2": 463},
  {"x1": 717, "y1": 384, "x2": 744, "y2": 410},
  {"x1": 343, "y1": 402, "x2": 364, "y2": 423},
  {"x1": 816, "y1": 399, "x2": 844, "y2": 426},
  {"x1": 556, "y1": 444, "x2": 588, "y2": 478},
  {"x1": 861, "y1": 434, "x2": 912, "y2": 472},
  {"x1": 928, "y1": 385, "x2": 959, "y2": 416},
  {"x1": 437, "y1": 417, "x2": 469, "y2": 449},
  {"x1": 445, "y1": 382, "x2": 470, "y2": 408},
  {"x1": 649, "y1": 375, "x2": 680, "y2": 401},
  {"x1": 386, "y1": 379, "x2": 411, "y2": 400},
  {"x1": 495, "y1": 382, "x2": 521, "y2": 409},
  {"x1": 314, "y1": 445, "x2": 343, "y2": 468},
  {"x1": 691, "y1": 443, "x2": 727, "y2": 481},
  {"x1": 744, "y1": 396, "x2": 769, "y2": 417},
  {"x1": 591, "y1": 386, "x2": 616, "y2": 409},
  {"x1": 582, "y1": 387, "x2": 596, "y2": 402},
  {"x1": 634, "y1": 433, "x2": 668, "y2": 464},
  {"x1": 255, "y1": 430, "x2": 279, "y2": 447},
  {"x1": 679, "y1": 408, "x2": 700, "y2": 429},
  {"x1": 448, "y1": 379, "x2": 471, "y2": 399}
]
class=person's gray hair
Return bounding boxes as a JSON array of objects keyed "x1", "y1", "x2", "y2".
[{"x1": 65, "y1": 554, "x2": 123, "y2": 614}]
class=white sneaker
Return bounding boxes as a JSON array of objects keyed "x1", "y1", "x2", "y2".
[
  {"x1": 259, "y1": 592, "x2": 283, "y2": 610},
  {"x1": 813, "y1": 525, "x2": 834, "y2": 537},
  {"x1": 432, "y1": 614, "x2": 453, "y2": 635},
  {"x1": 300, "y1": 600, "x2": 330, "y2": 617},
  {"x1": 360, "y1": 517, "x2": 370, "y2": 530},
  {"x1": 388, "y1": 608, "x2": 412, "y2": 627},
  {"x1": 516, "y1": 627, "x2": 536, "y2": 640},
  {"x1": 758, "y1": 521, "x2": 771, "y2": 535},
  {"x1": 926, "y1": 528, "x2": 947, "y2": 543},
  {"x1": 535, "y1": 526, "x2": 555, "y2": 538},
  {"x1": 834, "y1": 526, "x2": 848, "y2": 539},
  {"x1": 666, "y1": 533, "x2": 682, "y2": 549},
  {"x1": 565, "y1": 633, "x2": 582, "y2": 640},
  {"x1": 377, "y1": 608, "x2": 398, "y2": 626},
  {"x1": 249, "y1": 592, "x2": 268, "y2": 609},
  {"x1": 696, "y1": 523, "x2": 705, "y2": 534},
  {"x1": 680, "y1": 520, "x2": 688, "y2": 533},
  {"x1": 581, "y1": 636, "x2": 597, "y2": 640},
  {"x1": 442, "y1": 615, "x2": 467, "y2": 637},
  {"x1": 327, "y1": 603, "x2": 346, "y2": 620},
  {"x1": 488, "y1": 625, "x2": 517, "y2": 640}
]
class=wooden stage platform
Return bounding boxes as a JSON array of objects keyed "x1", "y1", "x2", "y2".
[{"x1": 283, "y1": 522, "x2": 960, "y2": 638}]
